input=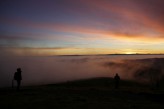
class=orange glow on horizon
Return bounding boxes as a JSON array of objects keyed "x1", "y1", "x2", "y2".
[{"x1": 1, "y1": 47, "x2": 163, "y2": 56}]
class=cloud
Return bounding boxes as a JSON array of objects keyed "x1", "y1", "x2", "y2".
[
  {"x1": 1, "y1": 17, "x2": 164, "y2": 44},
  {"x1": 0, "y1": 47, "x2": 116, "y2": 56},
  {"x1": 103, "y1": 58, "x2": 164, "y2": 82},
  {"x1": 0, "y1": 53, "x2": 164, "y2": 87},
  {"x1": 0, "y1": 47, "x2": 73, "y2": 56},
  {"x1": 1, "y1": 0, "x2": 164, "y2": 52}
]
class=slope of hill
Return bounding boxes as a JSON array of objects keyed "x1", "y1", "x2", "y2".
[{"x1": 0, "y1": 77, "x2": 164, "y2": 109}]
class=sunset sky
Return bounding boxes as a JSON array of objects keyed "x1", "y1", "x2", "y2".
[{"x1": 0, "y1": 0, "x2": 164, "y2": 56}]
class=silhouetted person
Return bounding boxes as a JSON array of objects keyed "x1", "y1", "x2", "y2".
[
  {"x1": 14, "y1": 68, "x2": 22, "y2": 90},
  {"x1": 114, "y1": 73, "x2": 120, "y2": 89}
]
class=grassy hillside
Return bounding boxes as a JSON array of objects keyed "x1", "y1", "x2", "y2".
[{"x1": 0, "y1": 77, "x2": 164, "y2": 109}]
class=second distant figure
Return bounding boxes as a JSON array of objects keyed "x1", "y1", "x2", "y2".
[
  {"x1": 114, "y1": 73, "x2": 120, "y2": 89},
  {"x1": 14, "y1": 68, "x2": 22, "y2": 90}
]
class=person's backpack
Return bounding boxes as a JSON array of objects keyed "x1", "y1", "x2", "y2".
[{"x1": 14, "y1": 72, "x2": 17, "y2": 80}]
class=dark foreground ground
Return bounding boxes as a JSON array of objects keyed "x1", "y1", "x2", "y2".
[{"x1": 0, "y1": 78, "x2": 164, "y2": 109}]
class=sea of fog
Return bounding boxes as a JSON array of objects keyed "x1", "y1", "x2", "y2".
[{"x1": 0, "y1": 55, "x2": 164, "y2": 87}]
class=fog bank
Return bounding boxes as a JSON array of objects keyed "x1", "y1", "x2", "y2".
[{"x1": 0, "y1": 55, "x2": 164, "y2": 87}]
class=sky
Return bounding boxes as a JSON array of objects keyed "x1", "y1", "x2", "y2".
[{"x1": 0, "y1": 0, "x2": 164, "y2": 56}]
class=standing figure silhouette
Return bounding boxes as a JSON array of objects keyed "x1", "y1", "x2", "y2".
[
  {"x1": 14, "y1": 68, "x2": 22, "y2": 90},
  {"x1": 114, "y1": 73, "x2": 120, "y2": 89}
]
